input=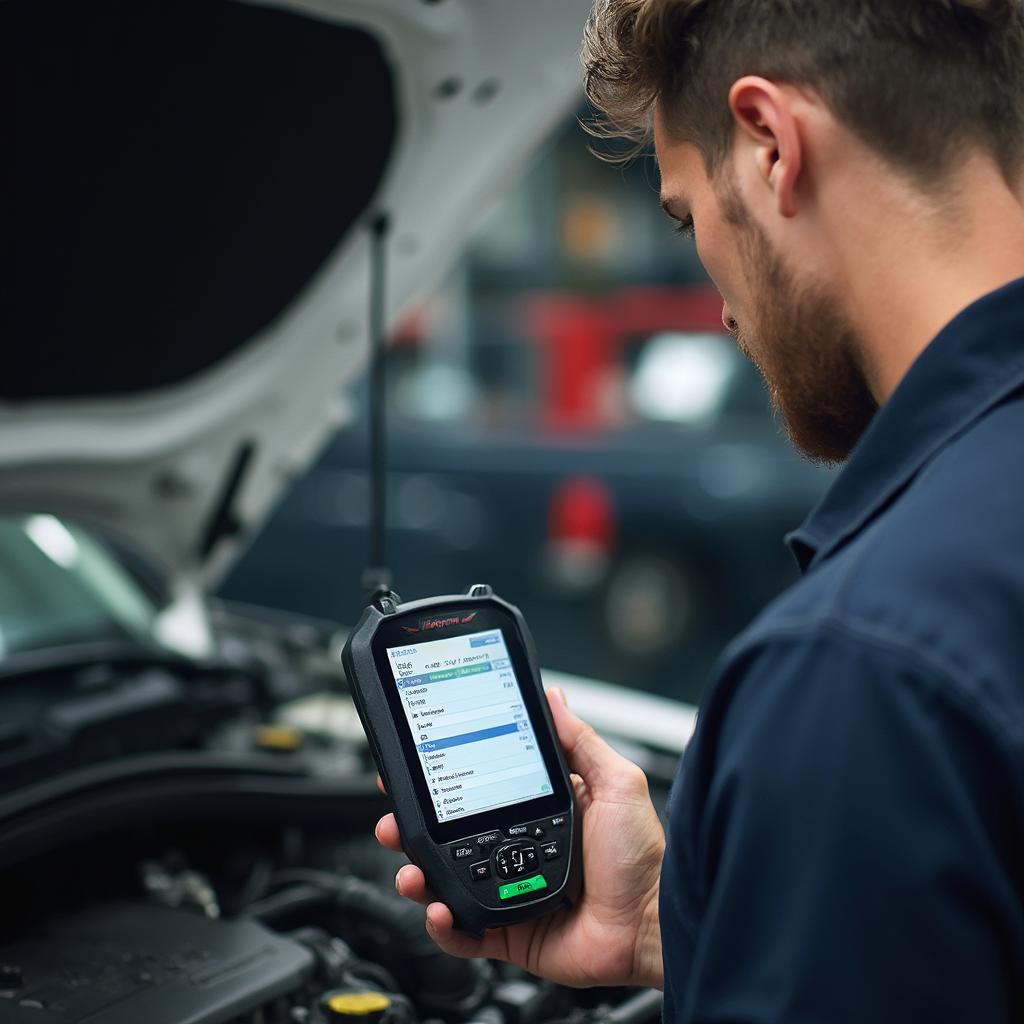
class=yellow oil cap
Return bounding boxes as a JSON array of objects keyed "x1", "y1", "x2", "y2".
[
  {"x1": 253, "y1": 724, "x2": 304, "y2": 751},
  {"x1": 326, "y1": 992, "x2": 393, "y2": 1017}
]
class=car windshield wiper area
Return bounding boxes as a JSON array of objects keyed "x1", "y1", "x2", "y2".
[
  {"x1": 0, "y1": 636, "x2": 197, "y2": 682},
  {"x1": 0, "y1": 639, "x2": 277, "y2": 797}
]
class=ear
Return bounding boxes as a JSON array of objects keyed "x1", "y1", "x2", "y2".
[{"x1": 727, "y1": 76, "x2": 802, "y2": 219}]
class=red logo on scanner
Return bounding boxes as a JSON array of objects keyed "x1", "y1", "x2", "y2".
[{"x1": 401, "y1": 612, "x2": 477, "y2": 635}]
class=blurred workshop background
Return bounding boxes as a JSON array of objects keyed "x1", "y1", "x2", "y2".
[
  {"x1": 222, "y1": 111, "x2": 831, "y2": 706},
  {"x1": 1, "y1": 5, "x2": 837, "y2": 1019}
]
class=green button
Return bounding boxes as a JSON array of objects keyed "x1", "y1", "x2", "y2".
[{"x1": 498, "y1": 874, "x2": 548, "y2": 900}]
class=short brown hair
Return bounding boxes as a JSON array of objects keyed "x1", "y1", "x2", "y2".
[{"x1": 582, "y1": 0, "x2": 1024, "y2": 183}]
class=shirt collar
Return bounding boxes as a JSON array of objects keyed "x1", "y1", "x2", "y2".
[{"x1": 786, "y1": 275, "x2": 1024, "y2": 573}]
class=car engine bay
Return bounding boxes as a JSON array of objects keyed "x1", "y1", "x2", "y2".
[{"x1": 0, "y1": 609, "x2": 671, "y2": 1024}]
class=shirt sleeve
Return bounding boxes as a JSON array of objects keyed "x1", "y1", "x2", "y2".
[{"x1": 671, "y1": 622, "x2": 1023, "y2": 1023}]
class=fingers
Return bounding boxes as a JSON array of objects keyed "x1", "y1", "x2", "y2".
[
  {"x1": 393, "y1": 869, "x2": 507, "y2": 965},
  {"x1": 424, "y1": 902, "x2": 503, "y2": 960},
  {"x1": 378, "y1": 818, "x2": 432, "y2": 906},
  {"x1": 388, "y1": 868, "x2": 520, "y2": 965},
  {"x1": 395, "y1": 863, "x2": 432, "y2": 905},
  {"x1": 374, "y1": 813, "x2": 403, "y2": 853},
  {"x1": 378, "y1": 821, "x2": 436, "y2": 908},
  {"x1": 376, "y1": 774, "x2": 386, "y2": 795},
  {"x1": 425, "y1": 903, "x2": 478, "y2": 955},
  {"x1": 546, "y1": 686, "x2": 626, "y2": 791}
]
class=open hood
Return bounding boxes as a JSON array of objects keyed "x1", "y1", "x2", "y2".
[{"x1": 3, "y1": 0, "x2": 590, "y2": 588}]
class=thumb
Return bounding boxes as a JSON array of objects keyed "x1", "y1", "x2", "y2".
[{"x1": 546, "y1": 686, "x2": 623, "y2": 790}]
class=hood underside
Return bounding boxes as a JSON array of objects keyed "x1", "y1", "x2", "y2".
[{"x1": 4, "y1": 0, "x2": 590, "y2": 585}]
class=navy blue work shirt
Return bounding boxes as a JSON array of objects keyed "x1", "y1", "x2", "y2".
[{"x1": 661, "y1": 277, "x2": 1024, "y2": 1021}]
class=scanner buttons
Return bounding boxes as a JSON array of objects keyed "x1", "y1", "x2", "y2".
[
  {"x1": 495, "y1": 842, "x2": 539, "y2": 880},
  {"x1": 470, "y1": 860, "x2": 492, "y2": 881},
  {"x1": 457, "y1": 815, "x2": 568, "y2": 881}
]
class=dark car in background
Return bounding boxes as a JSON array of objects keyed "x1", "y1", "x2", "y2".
[{"x1": 225, "y1": 285, "x2": 829, "y2": 703}]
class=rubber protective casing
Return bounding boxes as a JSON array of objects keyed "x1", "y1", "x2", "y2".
[{"x1": 342, "y1": 593, "x2": 582, "y2": 935}]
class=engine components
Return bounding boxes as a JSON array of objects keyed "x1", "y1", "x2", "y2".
[{"x1": 0, "y1": 903, "x2": 313, "y2": 1023}]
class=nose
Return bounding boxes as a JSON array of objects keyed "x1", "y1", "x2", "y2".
[{"x1": 721, "y1": 302, "x2": 737, "y2": 334}]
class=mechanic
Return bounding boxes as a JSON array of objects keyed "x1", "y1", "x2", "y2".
[{"x1": 376, "y1": 0, "x2": 1024, "y2": 1018}]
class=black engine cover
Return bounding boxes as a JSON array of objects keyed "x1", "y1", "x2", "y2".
[{"x1": 0, "y1": 903, "x2": 313, "y2": 1022}]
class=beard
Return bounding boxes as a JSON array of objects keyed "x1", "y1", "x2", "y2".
[{"x1": 718, "y1": 182, "x2": 879, "y2": 464}]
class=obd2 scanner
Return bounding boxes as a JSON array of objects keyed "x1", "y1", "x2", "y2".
[{"x1": 342, "y1": 585, "x2": 582, "y2": 935}]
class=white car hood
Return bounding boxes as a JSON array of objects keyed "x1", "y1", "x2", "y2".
[{"x1": 3, "y1": 0, "x2": 590, "y2": 591}]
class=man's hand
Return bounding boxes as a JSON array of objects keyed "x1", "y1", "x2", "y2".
[{"x1": 374, "y1": 687, "x2": 666, "y2": 989}]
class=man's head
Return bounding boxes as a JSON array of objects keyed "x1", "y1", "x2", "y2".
[{"x1": 582, "y1": 0, "x2": 1024, "y2": 463}]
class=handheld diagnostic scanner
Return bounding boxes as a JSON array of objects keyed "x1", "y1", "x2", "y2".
[{"x1": 342, "y1": 585, "x2": 582, "y2": 936}]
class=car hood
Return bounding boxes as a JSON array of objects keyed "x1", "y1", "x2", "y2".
[{"x1": 4, "y1": 0, "x2": 589, "y2": 591}]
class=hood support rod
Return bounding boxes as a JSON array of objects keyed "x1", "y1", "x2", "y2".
[{"x1": 363, "y1": 211, "x2": 393, "y2": 600}]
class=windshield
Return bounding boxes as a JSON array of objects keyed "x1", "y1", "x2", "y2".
[{"x1": 0, "y1": 514, "x2": 159, "y2": 659}]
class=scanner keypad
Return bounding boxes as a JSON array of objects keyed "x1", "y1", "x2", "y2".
[
  {"x1": 495, "y1": 842, "x2": 539, "y2": 879},
  {"x1": 449, "y1": 813, "x2": 568, "y2": 886}
]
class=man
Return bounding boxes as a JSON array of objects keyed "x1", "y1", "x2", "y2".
[{"x1": 377, "y1": 0, "x2": 1024, "y2": 1017}]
